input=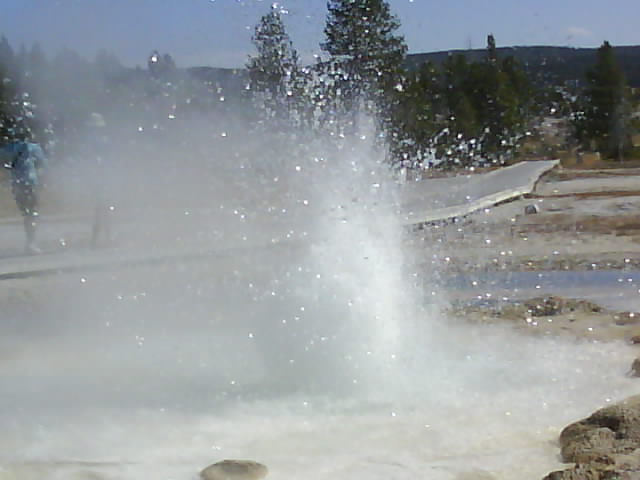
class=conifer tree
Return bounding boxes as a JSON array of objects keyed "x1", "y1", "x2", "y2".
[
  {"x1": 0, "y1": 37, "x2": 37, "y2": 142},
  {"x1": 390, "y1": 61, "x2": 442, "y2": 167},
  {"x1": 322, "y1": 0, "x2": 407, "y2": 127},
  {"x1": 0, "y1": 62, "x2": 16, "y2": 141},
  {"x1": 581, "y1": 41, "x2": 631, "y2": 159},
  {"x1": 487, "y1": 34, "x2": 497, "y2": 63},
  {"x1": 0, "y1": 36, "x2": 15, "y2": 77},
  {"x1": 247, "y1": 6, "x2": 301, "y2": 126}
]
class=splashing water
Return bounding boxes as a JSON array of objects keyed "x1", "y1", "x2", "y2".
[{"x1": 0, "y1": 127, "x2": 637, "y2": 480}]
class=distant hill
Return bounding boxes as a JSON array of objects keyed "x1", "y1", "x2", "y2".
[
  {"x1": 406, "y1": 45, "x2": 640, "y2": 87},
  {"x1": 135, "y1": 45, "x2": 639, "y2": 98}
]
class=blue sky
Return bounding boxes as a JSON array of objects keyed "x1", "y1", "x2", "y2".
[{"x1": 1, "y1": 0, "x2": 638, "y2": 68}]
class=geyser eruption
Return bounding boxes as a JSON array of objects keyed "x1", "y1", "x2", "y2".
[
  {"x1": 193, "y1": 127, "x2": 440, "y2": 395},
  {"x1": 0, "y1": 117, "x2": 638, "y2": 480},
  {"x1": 298, "y1": 136, "x2": 434, "y2": 392}
]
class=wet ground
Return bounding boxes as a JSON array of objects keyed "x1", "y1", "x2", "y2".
[{"x1": 2, "y1": 164, "x2": 640, "y2": 480}]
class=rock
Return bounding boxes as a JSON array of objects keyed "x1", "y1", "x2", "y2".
[
  {"x1": 612, "y1": 450, "x2": 640, "y2": 471},
  {"x1": 544, "y1": 396, "x2": 640, "y2": 479},
  {"x1": 543, "y1": 450, "x2": 640, "y2": 480},
  {"x1": 559, "y1": 426, "x2": 616, "y2": 464},
  {"x1": 523, "y1": 296, "x2": 602, "y2": 317},
  {"x1": 524, "y1": 204, "x2": 540, "y2": 215},
  {"x1": 615, "y1": 312, "x2": 640, "y2": 326},
  {"x1": 560, "y1": 395, "x2": 640, "y2": 462},
  {"x1": 525, "y1": 296, "x2": 566, "y2": 316},
  {"x1": 200, "y1": 460, "x2": 268, "y2": 480},
  {"x1": 454, "y1": 470, "x2": 496, "y2": 480},
  {"x1": 69, "y1": 470, "x2": 109, "y2": 480},
  {"x1": 541, "y1": 396, "x2": 640, "y2": 478},
  {"x1": 630, "y1": 358, "x2": 640, "y2": 377},
  {"x1": 543, "y1": 464, "x2": 607, "y2": 480},
  {"x1": 543, "y1": 462, "x2": 640, "y2": 480}
]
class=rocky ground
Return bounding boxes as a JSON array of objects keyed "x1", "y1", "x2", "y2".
[
  {"x1": 3, "y1": 164, "x2": 640, "y2": 479},
  {"x1": 450, "y1": 295, "x2": 640, "y2": 344},
  {"x1": 449, "y1": 291, "x2": 640, "y2": 478},
  {"x1": 409, "y1": 167, "x2": 640, "y2": 274},
  {"x1": 418, "y1": 166, "x2": 640, "y2": 479}
]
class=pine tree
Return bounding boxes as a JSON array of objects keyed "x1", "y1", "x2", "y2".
[
  {"x1": 457, "y1": 35, "x2": 528, "y2": 161},
  {"x1": 581, "y1": 41, "x2": 631, "y2": 159},
  {"x1": 95, "y1": 49, "x2": 124, "y2": 78},
  {"x1": 247, "y1": 6, "x2": 301, "y2": 126},
  {"x1": 501, "y1": 56, "x2": 530, "y2": 111},
  {"x1": 0, "y1": 37, "x2": 39, "y2": 142},
  {"x1": 0, "y1": 36, "x2": 15, "y2": 78},
  {"x1": 0, "y1": 36, "x2": 14, "y2": 140},
  {"x1": 322, "y1": 0, "x2": 407, "y2": 127},
  {"x1": 22, "y1": 43, "x2": 47, "y2": 108},
  {"x1": 389, "y1": 61, "x2": 442, "y2": 167},
  {"x1": 487, "y1": 34, "x2": 497, "y2": 63},
  {"x1": 0, "y1": 62, "x2": 16, "y2": 141},
  {"x1": 148, "y1": 50, "x2": 177, "y2": 79}
]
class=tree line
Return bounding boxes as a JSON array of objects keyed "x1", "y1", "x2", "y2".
[
  {"x1": 246, "y1": 1, "x2": 637, "y2": 167},
  {"x1": 572, "y1": 41, "x2": 637, "y2": 160}
]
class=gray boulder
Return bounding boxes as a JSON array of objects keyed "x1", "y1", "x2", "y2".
[
  {"x1": 560, "y1": 427, "x2": 616, "y2": 464},
  {"x1": 200, "y1": 460, "x2": 268, "y2": 480},
  {"x1": 615, "y1": 312, "x2": 640, "y2": 326},
  {"x1": 522, "y1": 296, "x2": 602, "y2": 317},
  {"x1": 559, "y1": 395, "x2": 640, "y2": 462},
  {"x1": 543, "y1": 396, "x2": 640, "y2": 479},
  {"x1": 543, "y1": 460, "x2": 640, "y2": 480}
]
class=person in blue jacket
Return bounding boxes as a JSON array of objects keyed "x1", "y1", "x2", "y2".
[{"x1": 1, "y1": 132, "x2": 48, "y2": 254}]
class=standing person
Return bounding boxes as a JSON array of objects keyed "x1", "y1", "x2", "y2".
[
  {"x1": 1, "y1": 133, "x2": 48, "y2": 254},
  {"x1": 86, "y1": 113, "x2": 112, "y2": 248}
]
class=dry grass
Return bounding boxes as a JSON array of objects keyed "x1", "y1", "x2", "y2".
[
  {"x1": 531, "y1": 189, "x2": 640, "y2": 199},
  {"x1": 513, "y1": 213, "x2": 640, "y2": 236}
]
